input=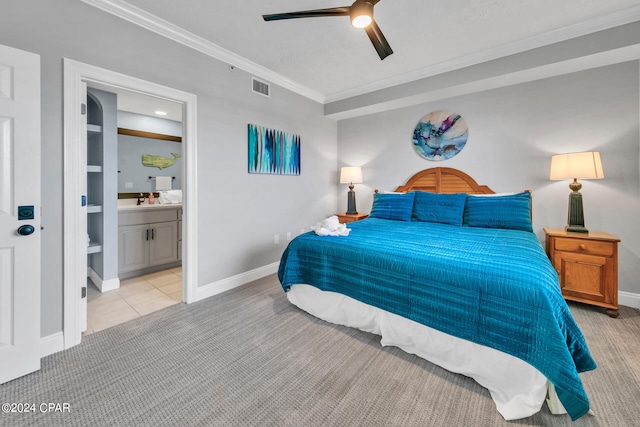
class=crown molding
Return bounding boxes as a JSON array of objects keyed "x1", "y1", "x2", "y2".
[
  {"x1": 81, "y1": 0, "x2": 325, "y2": 103},
  {"x1": 325, "y1": 44, "x2": 640, "y2": 120},
  {"x1": 324, "y1": 5, "x2": 640, "y2": 103},
  {"x1": 83, "y1": 0, "x2": 640, "y2": 106}
]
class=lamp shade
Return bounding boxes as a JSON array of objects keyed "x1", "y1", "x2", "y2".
[
  {"x1": 340, "y1": 166, "x2": 363, "y2": 184},
  {"x1": 550, "y1": 152, "x2": 604, "y2": 180}
]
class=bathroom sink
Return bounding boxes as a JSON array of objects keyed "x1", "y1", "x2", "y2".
[{"x1": 117, "y1": 198, "x2": 182, "y2": 211}]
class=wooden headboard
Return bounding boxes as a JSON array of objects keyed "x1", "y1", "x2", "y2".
[{"x1": 394, "y1": 167, "x2": 495, "y2": 194}]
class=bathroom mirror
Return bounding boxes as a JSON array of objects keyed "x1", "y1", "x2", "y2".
[{"x1": 117, "y1": 115, "x2": 183, "y2": 195}]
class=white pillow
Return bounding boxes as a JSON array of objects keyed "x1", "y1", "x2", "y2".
[{"x1": 468, "y1": 192, "x2": 517, "y2": 197}]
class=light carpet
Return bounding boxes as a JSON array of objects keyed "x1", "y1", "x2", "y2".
[{"x1": 1, "y1": 274, "x2": 639, "y2": 426}]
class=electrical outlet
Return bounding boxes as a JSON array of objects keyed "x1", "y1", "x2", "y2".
[
  {"x1": 286, "y1": 232, "x2": 292, "y2": 241},
  {"x1": 273, "y1": 234, "x2": 279, "y2": 244},
  {"x1": 125, "y1": 182, "x2": 133, "y2": 189}
]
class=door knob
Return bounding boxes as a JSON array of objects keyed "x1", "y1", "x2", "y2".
[{"x1": 17, "y1": 225, "x2": 35, "y2": 236}]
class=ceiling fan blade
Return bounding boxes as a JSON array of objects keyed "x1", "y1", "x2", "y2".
[
  {"x1": 263, "y1": 7, "x2": 350, "y2": 21},
  {"x1": 364, "y1": 20, "x2": 393, "y2": 60}
]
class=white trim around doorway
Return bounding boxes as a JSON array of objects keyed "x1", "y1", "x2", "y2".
[{"x1": 63, "y1": 59, "x2": 198, "y2": 350}]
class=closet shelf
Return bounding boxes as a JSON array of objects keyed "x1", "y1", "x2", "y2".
[
  {"x1": 87, "y1": 244, "x2": 102, "y2": 254},
  {"x1": 87, "y1": 124, "x2": 102, "y2": 133}
]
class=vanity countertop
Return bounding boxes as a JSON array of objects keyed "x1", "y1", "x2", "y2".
[{"x1": 117, "y1": 199, "x2": 182, "y2": 212}]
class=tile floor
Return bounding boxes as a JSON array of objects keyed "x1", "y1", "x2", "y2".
[{"x1": 85, "y1": 266, "x2": 182, "y2": 335}]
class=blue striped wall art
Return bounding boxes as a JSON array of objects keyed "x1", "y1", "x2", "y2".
[{"x1": 248, "y1": 124, "x2": 301, "y2": 175}]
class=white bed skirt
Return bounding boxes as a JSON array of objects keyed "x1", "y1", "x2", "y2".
[{"x1": 287, "y1": 284, "x2": 566, "y2": 420}]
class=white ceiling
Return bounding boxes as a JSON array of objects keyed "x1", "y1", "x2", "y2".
[
  {"x1": 88, "y1": 81, "x2": 184, "y2": 122},
  {"x1": 84, "y1": 0, "x2": 640, "y2": 110}
]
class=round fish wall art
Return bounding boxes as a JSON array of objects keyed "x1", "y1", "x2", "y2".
[{"x1": 412, "y1": 110, "x2": 468, "y2": 161}]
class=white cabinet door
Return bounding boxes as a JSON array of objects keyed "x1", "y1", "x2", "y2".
[
  {"x1": 0, "y1": 44, "x2": 41, "y2": 384},
  {"x1": 149, "y1": 221, "x2": 178, "y2": 267},
  {"x1": 118, "y1": 224, "x2": 149, "y2": 274}
]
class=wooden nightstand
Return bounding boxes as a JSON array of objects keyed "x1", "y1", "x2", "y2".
[
  {"x1": 544, "y1": 228, "x2": 620, "y2": 318},
  {"x1": 336, "y1": 212, "x2": 368, "y2": 224}
]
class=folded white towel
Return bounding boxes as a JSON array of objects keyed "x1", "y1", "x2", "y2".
[
  {"x1": 312, "y1": 215, "x2": 351, "y2": 237},
  {"x1": 158, "y1": 189, "x2": 182, "y2": 204},
  {"x1": 155, "y1": 176, "x2": 173, "y2": 191}
]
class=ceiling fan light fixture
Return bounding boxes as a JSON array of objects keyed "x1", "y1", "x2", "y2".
[
  {"x1": 262, "y1": 0, "x2": 392, "y2": 60},
  {"x1": 350, "y1": 1, "x2": 373, "y2": 28}
]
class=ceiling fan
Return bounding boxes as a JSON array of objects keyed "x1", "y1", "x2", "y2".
[{"x1": 262, "y1": 0, "x2": 393, "y2": 60}]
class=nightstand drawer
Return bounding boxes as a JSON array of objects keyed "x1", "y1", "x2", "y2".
[{"x1": 554, "y1": 237, "x2": 614, "y2": 257}]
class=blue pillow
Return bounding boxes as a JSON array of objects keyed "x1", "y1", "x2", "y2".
[
  {"x1": 369, "y1": 192, "x2": 416, "y2": 221},
  {"x1": 412, "y1": 192, "x2": 466, "y2": 226},
  {"x1": 463, "y1": 192, "x2": 533, "y2": 232}
]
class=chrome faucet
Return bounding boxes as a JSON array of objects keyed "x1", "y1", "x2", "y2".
[{"x1": 136, "y1": 193, "x2": 145, "y2": 205}]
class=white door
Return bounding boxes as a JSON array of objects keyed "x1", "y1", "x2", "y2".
[{"x1": 0, "y1": 44, "x2": 41, "y2": 384}]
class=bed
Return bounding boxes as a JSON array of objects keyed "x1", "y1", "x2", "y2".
[{"x1": 277, "y1": 167, "x2": 596, "y2": 421}]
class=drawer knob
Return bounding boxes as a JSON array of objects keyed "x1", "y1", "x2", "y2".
[{"x1": 579, "y1": 244, "x2": 586, "y2": 250}]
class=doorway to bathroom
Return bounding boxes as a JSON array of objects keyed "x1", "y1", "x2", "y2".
[
  {"x1": 63, "y1": 59, "x2": 198, "y2": 349},
  {"x1": 85, "y1": 84, "x2": 184, "y2": 334}
]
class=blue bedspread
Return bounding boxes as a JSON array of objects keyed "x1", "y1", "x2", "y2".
[{"x1": 278, "y1": 218, "x2": 596, "y2": 420}]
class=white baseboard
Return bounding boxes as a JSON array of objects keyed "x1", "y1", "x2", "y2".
[
  {"x1": 87, "y1": 267, "x2": 120, "y2": 292},
  {"x1": 619, "y1": 291, "x2": 640, "y2": 309},
  {"x1": 196, "y1": 262, "x2": 279, "y2": 302},
  {"x1": 100, "y1": 277, "x2": 120, "y2": 292},
  {"x1": 40, "y1": 332, "x2": 64, "y2": 358}
]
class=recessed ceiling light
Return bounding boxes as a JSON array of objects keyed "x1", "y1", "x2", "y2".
[{"x1": 155, "y1": 110, "x2": 167, "y2": 116}]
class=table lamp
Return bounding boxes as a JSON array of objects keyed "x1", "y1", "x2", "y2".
[
  {"x1": 340, "y1": 166, "x2": 363, "y2": 215},
  {"x1": 550, "y1": 152, "x2": 604, "y2": 233}
]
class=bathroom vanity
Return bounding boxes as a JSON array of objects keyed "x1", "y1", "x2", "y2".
[{"x1": 117, "y1": 200, "x2": 182, "y2": 278}]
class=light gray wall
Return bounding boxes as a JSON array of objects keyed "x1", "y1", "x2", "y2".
[
  {"x1": 3, "y1": 0, "x2": 637, "y2": 339},
  {"x1": 337, "y1": 62, "x2": 640, "y2": 296},
  {"x1": 0, "y1": 0, "x2": 337, "y2": 337}
]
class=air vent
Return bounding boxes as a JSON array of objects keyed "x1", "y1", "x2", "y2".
[{"x1": 251, "y1": 77, "x2": 270, "y2": 98}]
